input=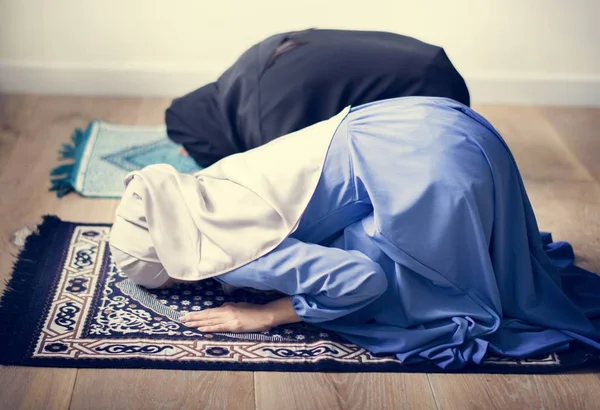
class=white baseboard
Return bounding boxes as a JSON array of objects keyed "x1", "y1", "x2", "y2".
[
  {"x1": 1, "y1": 61, "x2": 600, "y2": 106},
  {"x1": 0, "y1": 61, "x2": 219, "y2": 99},
  {"x1": 466, "y1": 73, "x2": 600, "y2": 106}
]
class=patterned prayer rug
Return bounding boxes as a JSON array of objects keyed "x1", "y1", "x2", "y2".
[
  {"x1": 1, "y1": 216, "x2": 599, "y2": 373},
  {"x1": 49, "y1": 121, "x2": 201, "y2": 198}
]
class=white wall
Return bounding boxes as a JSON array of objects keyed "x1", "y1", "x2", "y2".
[{"x1": 1, "y1": 0, "x2": 599, "y2": 105}]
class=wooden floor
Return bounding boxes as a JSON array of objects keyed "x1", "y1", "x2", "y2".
[{"x1": 0, "y1": 95, "x2": 599, "y2": 410}]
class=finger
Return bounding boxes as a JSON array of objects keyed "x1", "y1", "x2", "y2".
[
  {"x1": 180, "y1": 305, "x2": 235, "y2": 322},
  {"x1": 183, "y1": 320, "x2": 221, "y2": 328},
  {"x1": 197, "y1": 325, "x2": 228, "y2": 333},
  {"x1": 180, "y1": 311, "x2": 215, "y2": 322}
]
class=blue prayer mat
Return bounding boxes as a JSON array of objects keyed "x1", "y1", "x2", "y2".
[
  {"x1": 1, "y1": 216, "x2": 599, "y2": 373},
  {"x1": 49, "y1": 121, "x2": 201, "y2": 198}
]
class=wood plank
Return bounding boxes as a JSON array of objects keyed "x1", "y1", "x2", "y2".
[
  {"x1": 524, "y1": 179, "x2": 600, "y2": 273},
  {"x1": 538, "y1": 106, "x2": 600, "y2": 183},
  {"x1": 0, "y1": 95, "x2": 27, "y2": 173},
  {"x1": 70, "y1": 369, "x2": 254, "y2": 410},
  {"x1": 254, "y1": 372, "x2": 437, "y2": 410},
  {"x1": 136, "y1": 97, "x2": 172, "y2": 125},
  {"x1": 473, "y1": 105, "x2": 592, "y2": 182},
  {"x1": 428, "y1": 373, "x2": 600, "y2": 410},
  {"x1": 0, "y1": 367, "x2": 77, "y2": 410}
]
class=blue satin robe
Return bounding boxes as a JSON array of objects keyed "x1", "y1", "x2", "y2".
[{"x1": 216, "y1": 97, "x2": 600, "y2": 369}]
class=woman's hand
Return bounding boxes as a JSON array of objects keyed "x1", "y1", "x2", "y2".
[{"x1": 180, "y1": 302, "x2": 274, "y2": 333}]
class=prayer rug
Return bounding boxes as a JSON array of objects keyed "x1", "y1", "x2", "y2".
[
  {"x1": 49, "y1": 121, "x2": 201, "y2": 198},
  {"x1": 1, "y1": 216, "x2": 599, "y2": 373}
]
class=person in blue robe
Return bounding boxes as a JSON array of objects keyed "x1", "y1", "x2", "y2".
[{"x1": 111, "y1": 97, "x2": 600, "y2": 370}]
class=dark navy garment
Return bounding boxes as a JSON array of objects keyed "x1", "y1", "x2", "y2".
[{"x1": 165, "y1": 29, "x2": 470, "y2": 167}]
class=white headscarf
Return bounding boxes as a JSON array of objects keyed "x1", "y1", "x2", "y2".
[{"x1": 109, "y1": 107, "x2": 349, "y2": 286}]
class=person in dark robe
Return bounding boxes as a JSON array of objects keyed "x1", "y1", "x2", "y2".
[{"x1": 165, "y1": 29, "x2": 470, "y2": 167}]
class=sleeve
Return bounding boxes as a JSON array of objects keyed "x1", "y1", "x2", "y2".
[{"x1": 216, "y1": 236, "x2": 388, "y2": 323}]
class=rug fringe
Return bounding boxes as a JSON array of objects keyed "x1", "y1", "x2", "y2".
[
  {"x1": 0, "y1": 215, "x2": 63, "y2": 362},
  {"x1": 49, "y1": 127, "x2": 89, "y2": 198}
]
